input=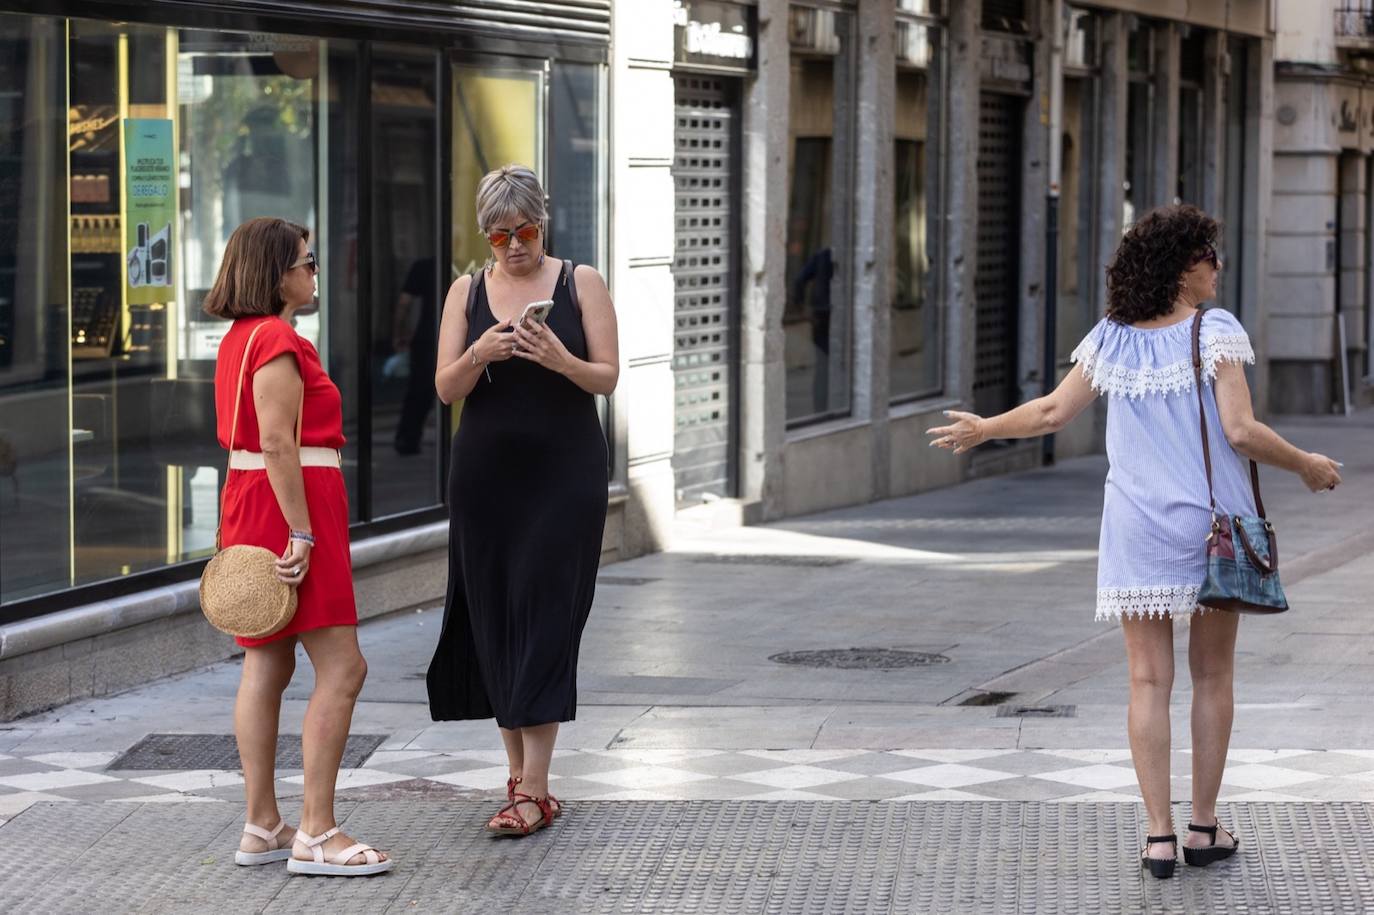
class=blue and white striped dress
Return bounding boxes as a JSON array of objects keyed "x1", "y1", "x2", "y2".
[{"x1": 1071, "y1": 308, "x2": 1257, "y2": 621}]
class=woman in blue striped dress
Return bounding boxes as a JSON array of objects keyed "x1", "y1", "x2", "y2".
[{"x1": 927, "y1": 205, "x2": 1342, "y2": 878}]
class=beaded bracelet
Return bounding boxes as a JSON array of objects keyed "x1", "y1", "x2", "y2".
[{"x1": 289, "y1": 529, "x2": 316, "y2": 546}]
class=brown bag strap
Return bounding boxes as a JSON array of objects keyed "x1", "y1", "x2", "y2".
[
  {"x1": 1190, "y1": 309, "x2": 1265, "y2": 520},
  {"x1": 216, "y1": 321, "x2": 304, "y2": 550}
]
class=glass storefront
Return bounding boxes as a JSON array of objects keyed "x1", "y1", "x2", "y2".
[
  {"x1": 0, "y1": 8, "x2": 607, "y2": 617},
  {"x1": 785, "y1": 4, "x2": 856, "y2": 426},
  {"x1": 891, "y1": 15, "x2": 941, "y2": 401}
]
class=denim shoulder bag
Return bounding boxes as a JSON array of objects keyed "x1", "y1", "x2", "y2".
[{"x1": 1191, "y1": 309, "x2": 1288, "y2": 614}]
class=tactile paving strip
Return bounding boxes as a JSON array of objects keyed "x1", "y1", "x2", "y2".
[
  {"x1": 107, "y1": 733, "x2": 387, "y2": 771},
  {"x1": 1, "y1": 801, "x2": 1371, "y2": 913}
]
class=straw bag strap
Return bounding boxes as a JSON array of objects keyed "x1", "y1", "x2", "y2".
[
  {"x1": 215, "y1": 321, "x2": 305, "y2": 550},
  {"x1": 1190, "y1": 309, "x2": 1265, "y2": 520}
]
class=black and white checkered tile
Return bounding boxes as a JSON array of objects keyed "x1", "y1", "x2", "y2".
[{"x1": 3, "y1": 746, "x2": 1373, "y2": 824}]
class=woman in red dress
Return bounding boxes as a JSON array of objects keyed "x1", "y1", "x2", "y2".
[{"x1": 207, "y1": 218, "x2": 392, "y2": 877}]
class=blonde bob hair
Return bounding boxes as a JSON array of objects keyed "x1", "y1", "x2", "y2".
[{"x1": 475, "y1": 164, "x2": 549, "y2": 234}]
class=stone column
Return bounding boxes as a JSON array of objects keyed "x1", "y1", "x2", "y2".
[
  {"x1": 851, "y1": 0, "x2": 896, "y2": 497},
  {"x1": 1150, "y1": 21, "x2": 1180, "y2": 208},
  {"x1": 944, "y1": 0, "x2": 980, "y2": 408},
  {"x1": 1201, "y1": 30, "x2": 1225, "y2": 216},
  {"x1": 738, "y1": 0, "x2": 790, "y2": 519},
  {"x1": 610, "y1": 0, "x2": 678, "y2": 550}
]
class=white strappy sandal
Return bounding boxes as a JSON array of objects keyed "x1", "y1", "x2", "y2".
[
  {"x1": 234, "y1": 820, "x2": 294, "y2": 866},
  {"x1": 286, "y1": 827, "x2": 394, "y2": 877}
]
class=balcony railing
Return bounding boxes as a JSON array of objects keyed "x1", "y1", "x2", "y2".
[{"x1": 1336, "y1": 2, "x2": 1374, "y2": 39}]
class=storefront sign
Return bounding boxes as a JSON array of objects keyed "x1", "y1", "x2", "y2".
[
  {"x1": 674, "y1": 1, "x2": 757, "y2": 73},
  {"x1": 122, "y1": 118, "x2": 175, "y2": 303}
]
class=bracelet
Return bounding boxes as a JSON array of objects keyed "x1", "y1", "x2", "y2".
[
  {"x1": 289, "y1": 530, "x2": 315, "y2": 546},
  {"x1": 470, "y1": 345, "x2": 483, "y2": 368}
]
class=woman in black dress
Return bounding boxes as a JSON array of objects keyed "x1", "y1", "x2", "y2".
[{"x1": 427, "y1": 165, "x2": 618, "y2": 836}]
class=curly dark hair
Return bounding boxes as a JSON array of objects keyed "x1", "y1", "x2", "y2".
[{"x1": 1105, "y1": 204, "x2": 1219, "y2": 323}]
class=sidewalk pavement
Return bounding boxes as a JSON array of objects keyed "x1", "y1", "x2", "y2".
[{"x1": 0, "y1": 414, "x2": 1370, "y2": 913}]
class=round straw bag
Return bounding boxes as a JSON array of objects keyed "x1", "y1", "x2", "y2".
[
  {"x1": 199, "y1": 321, "x2": 302, "y2": 640},
  {"x1": 201, "y1": 545, "x2": 297, "y2": 639}
]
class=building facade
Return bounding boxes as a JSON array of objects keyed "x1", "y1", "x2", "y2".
[
  {"x1": 646, "y1": 0, "x2": 1276, "y2": 525},
  {"x1": 1270, "y1": 0, "x2": 1374, "y2": 412},
  {"x1": 1, "y1": 0, "x2": 1337, "y2": 719}
]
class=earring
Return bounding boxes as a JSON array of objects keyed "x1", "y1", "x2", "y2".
[
  {"x1": 538, "y1": 253, "x2": 545, "y2": 267},
  {"x1": 484, "y1": 256, "x2": 495, "y2": 274}
]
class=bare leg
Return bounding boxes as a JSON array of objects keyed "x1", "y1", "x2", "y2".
[
  {"x1": 294, "y1": 625, "x2": 388, "y2": 865},
  {"x1": 235, "y1": 638, "x2": 297, "y2": 854},
  {"x1": 491, "y1": 722, "x2": 560, "y2": 829},
  {"x1": 1122, "y1": 615, "x2": 1176, "y2": 860},
  {"x1": 1186, "y1": 610, "x2": 1240, "y2": 849},
  {"x1": 500, "y1": 726, "x2": 525, "y2": 786}
]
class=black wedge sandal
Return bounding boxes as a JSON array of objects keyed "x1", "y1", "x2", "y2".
[
  {"x1": 1183, "y1": 822, "x2": 1238, "y2": 867},
  {"x1": 1140, "y1": 833, "x2": 1178, "y2": 879}
]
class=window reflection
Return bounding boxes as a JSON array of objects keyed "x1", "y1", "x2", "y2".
[
  {"x1": 891, "y1": 60, "x2": 938, "y2": 400},
  {"x1": 785, "y1": 6, "x2": 854, "y2": 425}
]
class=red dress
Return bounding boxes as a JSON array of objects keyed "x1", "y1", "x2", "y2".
[{"x1": 214, "y1": 316, "x2": 356, "y2": 647}]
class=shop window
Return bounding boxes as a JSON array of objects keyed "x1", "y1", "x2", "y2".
[
  {"x1": 0, "y1": 12, "x2": 69, "y2": 605},
  {"x1": 371, "y1": 45, "x2": 440, "y2": 516},
  {"x1": 891, "y1": 59, "x2": 939, "y2": 401},
  {"x1": 1176, "y1": 30, "x2": 1206, "y2": 206},
  {"x1": 549, "y1": 62, "x2": 606, "y2": 273},
  {"x1": 0, "y1": 17, "x2": 361, "y2": 611},
  {"x1": 451, "y1": 64, "x2": 544, "y2": 275},
  {"x1": 785, "y1": 5, "x2": 855, "y2": 425},
  {"x1": 1124, "y1": 20, "x2": 1154, "y2": 227}
]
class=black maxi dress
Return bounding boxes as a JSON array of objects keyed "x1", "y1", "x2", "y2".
[{"x1": 426, "y1": 263, "x2": 608, "y2": 729}]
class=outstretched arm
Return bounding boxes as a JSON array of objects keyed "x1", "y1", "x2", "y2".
[
  {"x1": 927, "y1": 365, "x2": 1098, "y2": 454},
  {"x1": 1213, "y1": 361, "x2": 1341, "y2": 492}
]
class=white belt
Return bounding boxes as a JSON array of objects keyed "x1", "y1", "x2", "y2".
[{"x1": 229, "y1": 447, "x2": 341, "y2": 470}]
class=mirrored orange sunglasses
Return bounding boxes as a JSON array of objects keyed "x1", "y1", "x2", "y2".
[{"x1": 486, "y1": 223, "x2": 540, "y2": 248}]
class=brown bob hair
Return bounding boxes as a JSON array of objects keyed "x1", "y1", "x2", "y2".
[{"x1": 202, "y1": 217, "x2": 310, "y2": 319}]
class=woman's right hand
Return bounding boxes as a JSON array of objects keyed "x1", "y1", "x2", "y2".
[
  {"x1": 1300, "y1": 452, "x2": 1342, "y2": 493},
  {"x1": 473, "y1": 320, "x2": 515, "y2": 365},
  {"x1": 276, "y1": 539, "x2": 312, "y2": 587}
]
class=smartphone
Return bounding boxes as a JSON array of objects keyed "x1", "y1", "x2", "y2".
[{"x1": 517, "y1": 299, "x2": 554, "y2": 328}]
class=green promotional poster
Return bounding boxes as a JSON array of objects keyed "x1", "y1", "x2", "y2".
[{"x1": 123, "y1": 118, "x2": 175, "y2": 304}]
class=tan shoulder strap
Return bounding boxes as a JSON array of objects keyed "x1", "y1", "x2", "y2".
[{"x1": 215, "y1": 321, "x2": 303, "y2": 550}]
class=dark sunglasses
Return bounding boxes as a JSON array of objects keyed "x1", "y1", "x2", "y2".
[
  {"x1": 1192, "y1": 244, "x2": 1219, "y2": 269},
  {"x1": 290, "y1": 250, "x2": 318, "y2": 274},
  {"x1": 486, "y1": 223, "x2": 540, "y2": 249}
]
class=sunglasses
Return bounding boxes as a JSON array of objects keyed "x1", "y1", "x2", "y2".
[
  {"x1": 485, "y1": 223, "x2": 540, "y2": 249},
  {"x1": 290, "y1": 250, "x2": 318, "y2": 274},
  {"x1": 1192, "y1": 244, "x2": 1219, "y2": 269}
]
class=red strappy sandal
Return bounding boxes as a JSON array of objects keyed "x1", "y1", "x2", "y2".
[
  {"x1": 486, "y1": 792, "x2": 554, "y2": 837},
  {"x1": 507, "y1": 775, "x2": 561, "y2": 818}
]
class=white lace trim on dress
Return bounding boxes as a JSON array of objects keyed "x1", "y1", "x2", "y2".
[
  {"x1": 1071, "y1": 334, "x2": 1255, "y2": 399},
  {"x1": 1094, "y1": 585, "x2": 1221, "y2": 621}
]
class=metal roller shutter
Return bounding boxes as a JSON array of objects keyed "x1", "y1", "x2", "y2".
[
  {"x1": 974, "y1": 91, "x2": 1022, "y2": 417},
  {"x1": 672, "y1": 74, "x2": 737, "y2": 506}
]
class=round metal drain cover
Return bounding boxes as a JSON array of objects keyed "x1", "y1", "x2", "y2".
[{"x1": 768, "y1": 648, "x2": 950, "y2": 670}]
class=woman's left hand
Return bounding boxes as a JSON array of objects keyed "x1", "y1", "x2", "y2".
[{"x1": 512, "y1": 321, "x2": 574, "y2": 374}]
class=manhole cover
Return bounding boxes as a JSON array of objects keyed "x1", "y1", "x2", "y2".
[
  {"x1": 995, "y1": 705, "x2": 1077, "y2": 719},
  {"x1": 108, "y1": 733, "x2": 388, "y2": 770},
  {"x1": 692, "y1": 555, "x2": 855, "y2": 568},
  {"x1": 769, "y1": 648, "x2": 950, "y2": 670}
]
